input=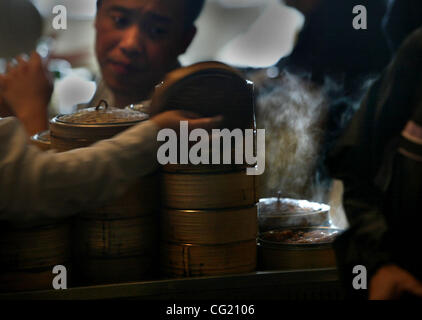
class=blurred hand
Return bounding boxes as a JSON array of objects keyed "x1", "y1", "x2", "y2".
[
  {"x1": 0, "y1": 82, "x2": 14, "y2": 117},
  {"x1": 369, "y1": 265, "x2": 422, "y2": 300},
  {"x1": 151, "y1": 110, "x2": 223, "y2": 132},
  {"x1": 1, "y1": 51, "x2": 53, "y2": 135}
]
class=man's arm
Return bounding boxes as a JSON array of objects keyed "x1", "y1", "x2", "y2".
[
  {"x1": 0, "y1": 112, "x2": 222, "y2": 223},
  {"x1": 0, "y1": 117, "x2": 159, "y2": 222}
]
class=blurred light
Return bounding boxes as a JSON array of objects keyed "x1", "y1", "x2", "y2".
[
  {"x1": 216, "y1": 1, "x2": 304, "y2": 68},
  {"x1": 0, "y1": 59, "x2": 6, "y2": 74},
  {"x1": 266, "y1": 66, "x2": 280, "y2": 78},
  {"x1": 55, "y1": 74, "x2": 96, "y2": 114}
]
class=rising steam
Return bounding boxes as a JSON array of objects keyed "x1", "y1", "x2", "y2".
[{"x1": 255, "y1": 71, "x2": 329, "y2": 201}]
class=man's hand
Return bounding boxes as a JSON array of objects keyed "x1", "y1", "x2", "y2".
[
  {"x1": 151, "y1": 110, "x2": 223, "y2": 132},
  {"x1": 369, "y1": 264, "x2": 422, "y2": 300},
  {"x1": 1, "y1": 51, "x2": 53, "y2": 135},
  {"x1": 0, "y1": 88, "x2": 14, "y2": 118}
]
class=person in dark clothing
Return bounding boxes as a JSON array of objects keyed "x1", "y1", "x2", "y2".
[
  {"x1": 383, "y1": 0, "x2": 422, "y2": 54},
  {"x1": 281, "y1": 0, "x2": 391, "y2": 93},
  {"x1": 327, "y1": 27, "x2": 422, "y2": 299}
]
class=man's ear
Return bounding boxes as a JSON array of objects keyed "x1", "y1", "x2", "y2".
[{"x1": 179, "y1": 26, "x2": 197, "y2": 55}]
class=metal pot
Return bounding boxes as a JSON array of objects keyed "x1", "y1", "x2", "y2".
[
  {"x1": 257, "y1": 227, "x2": 342, "y2": 271},
  {"x1": 258, "y1": 197, "x2": 330, "y2": 232}
]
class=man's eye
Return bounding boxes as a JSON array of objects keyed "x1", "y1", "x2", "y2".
[
  {"x1": 148, "y1": 26, "x2": 168, "y2": 38},
  {"x1": 111, "y1": 15, "x2": 130, "y2": 28}
]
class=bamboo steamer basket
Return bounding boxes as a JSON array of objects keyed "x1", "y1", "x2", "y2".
[
  {"x1": 83, "y1": 175, "x2": 160, "y2": 219},
  {"x1": 49, "y1": 102, "x2": 159, "y2": 284},
  {"x1": 154, "y1": 62, "x2": 259, "y2": 278},
  {"x1": 50, "y1": 101, "x2": 149, "y2": 151},
  {"x1": 161, "y1": 170, "x2": 258, "y2": 209},
  {"x1": 73, "y1": 215, "x2": 159, "y2": 284},
  {"x1": 161, "y1": 139, "x2": 256, "y2": 174},
  {"x1": 1, "y1": 133, "x2": 70, "y2": 292},
  {"x1": 162, "y1": 147, "x2": 252, "y2": 174},
  {"x1": 0, "y1": 222, "x2": 71, "y2": 292},
  {"x1": 76, "y1": 255, "x2": 156, "y2": 284},
  {"x1": 150, "y1": 61, "x2": 256, "y2": 173},
  {"x1": 258, "y1": 197, "x2": 330, "y2": 232},
  {"x1": 150, "y1": 61, "x2": 255, "y2": 130},
  {"x1": 161, "y1": 240, "x2": 257, "y2": 277},
  {"x1": 257, "y1": 227, "x2": 342, "y2": 271},
  {"x1": 161, "y1": 205, "x2": 257, "y2": 244},
  {"x1": 75, "y1": 215, "x2": 157, "y2": 257},
  {"x1": 30, "y1": 130, "x2": 51, "y2": 151}
]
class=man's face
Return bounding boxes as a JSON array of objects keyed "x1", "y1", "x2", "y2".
[{"x1": 95, "y1": 0, "x2": 195, "y2": 100}]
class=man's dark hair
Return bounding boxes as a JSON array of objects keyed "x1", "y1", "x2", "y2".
[{"x1": 96, "y1": 0, "x2": 206, "y2": 28}]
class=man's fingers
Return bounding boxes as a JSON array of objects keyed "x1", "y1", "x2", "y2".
[
  {"x1": 402, "y1": 280, "x2": 422, "y2": 297},
  {"x1": 6, "y1": 60, "x2": 16, "y2": 73},
  {"x1": 172, "y1": 110, "x2": 201, "y2": 119},
  {"x1": 30, "y1": 51, "x2": 43, "y2": 67},
  {"x1": 188, "y1": 115, "x2": 224, "y2": 131},
  {"x1": 15, "y1": 55, "x2": 29, "y2": 72}
]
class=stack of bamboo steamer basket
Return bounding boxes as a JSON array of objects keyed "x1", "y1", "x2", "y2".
[
  {"x1": 49, "y1": 102, "x2": 160, "y2": 285},
  {"x1": 150, "y1": 62, "x2": 258, "y2": 277},
  {"x1": 0, "y1": 221, "x2": 71, "y2": 292},
  {"x1": 0, "y1": 132, "x2": 71, "y2": 293}
]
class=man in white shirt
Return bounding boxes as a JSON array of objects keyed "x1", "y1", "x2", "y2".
[{"x1": 0, "y1": 0, "x2": 206, "y2": 134}]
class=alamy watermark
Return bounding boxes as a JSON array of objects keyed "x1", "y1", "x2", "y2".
[
  {"x1": 52, "y1": 265, "x2": 67, "y2": 290},
  {"x1": 353, "y1": 5, "x2": 367, "y2": 30},
  {"x1": 52, "y1": 4, "x2": 368, "y2": 31},
  {"x1": 352, "y1": 265, "x2": 367, "y2": 290},
  {"x1": 52, "y1": 5, "x2": 67, "y2": 30},
  {"x1": 157, "y1": 121, "x2": 266, "y2": 176}
]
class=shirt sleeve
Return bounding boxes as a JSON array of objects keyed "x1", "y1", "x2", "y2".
[{"x1": 0, "y1": 117, "x2": 160, "y2": 223}]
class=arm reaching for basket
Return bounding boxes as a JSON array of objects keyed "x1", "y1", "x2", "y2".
[
  {"x1": 0, "y1": 110, "x2": 222, "y2": 223},
  {"x1": 0, "y1": 52, "x2": 53, "y2": 136}
]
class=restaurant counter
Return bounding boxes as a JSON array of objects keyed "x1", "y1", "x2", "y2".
[{"x1": 0, "y1": 268, "x2": 343, "y2": 300}]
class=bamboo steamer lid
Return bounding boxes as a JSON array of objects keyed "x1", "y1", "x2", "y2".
[
  {"x1": 151, "y1": 62, "x2": 256, "y2": 173},
  {"x1": 150, "y1": 61, "x2": 255, "y2": 130},
  {"x1": 161, "y1": 240, "x2": 257, "y2": 277},
  {"x1": 30, "y1": 130, "x2": 51, "y2": 151},
  {"x1": 50, "y1": 101, "x2": 149, "y2": 151},
  {"x1": 161, "y1": 170, "x2": 258, "y2": 209},
  {"x1": 161, "y1": 205, "x2": 257, "y2": 244}
]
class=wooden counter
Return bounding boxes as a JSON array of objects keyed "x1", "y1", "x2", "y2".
[{"x1": 0, "y1": 268, "x2": 343, "y2": 300}]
